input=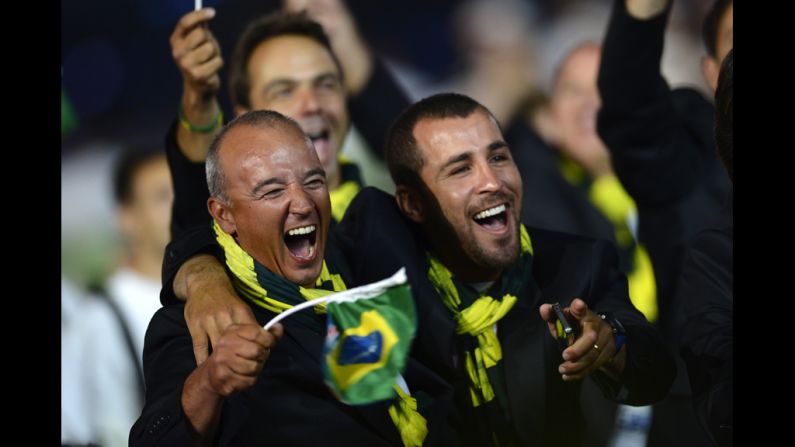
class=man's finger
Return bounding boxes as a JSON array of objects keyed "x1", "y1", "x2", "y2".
[
  {"x1": 190, "y1": 330, "x2": 210, "y2": 365},
  {"x1": 562, "y1": 329, "x2": 598, "y2": 361},
  {"x1": 268, "y1": 322, "x2": 285, "y2": 341},
  {"x1": 538, "y1": 303, "x2": 560, "y2": 339},
  {"x1": 175, "y1": 8, "x2": 216, "y2": 37},
  {"x1": 568, "y1": 298, "x2": 590, "y2": 321}
]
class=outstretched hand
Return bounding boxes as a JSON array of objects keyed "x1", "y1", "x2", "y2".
[{"x1": 539, "y1": 298, "x2": 620, "y2": 382}]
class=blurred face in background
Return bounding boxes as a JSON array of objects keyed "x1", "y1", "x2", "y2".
[
  {"x1": 119, "y1": 156, "x2": 174, "y2": 260},
  {"x1": 240, "y1": 36, "x2": 349, "y2": 189},
  {"x1": 547, "y1": 43, "x2": 611, "y2": 177}
]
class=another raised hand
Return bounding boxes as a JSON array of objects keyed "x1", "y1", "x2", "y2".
[{"x1": 170, "y1": 8, "x2": 224, "y2": 161}]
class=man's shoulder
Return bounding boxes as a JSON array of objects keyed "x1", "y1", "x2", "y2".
[
  {"x1": 349, "y1": 186, "x2": 395, "y2": 208},
  {"x1": 147, "y1": 304, "x2": 188, "y2": 336},
  {"x1": 526, "y1": 225, "x2": 619, "y2": 283}
]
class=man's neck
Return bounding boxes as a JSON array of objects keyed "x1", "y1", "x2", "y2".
[{"x1": 433, "y1": 250, "x2": 502, "y2": 283}]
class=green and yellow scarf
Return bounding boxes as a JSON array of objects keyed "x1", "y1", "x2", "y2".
[
  {"x1": 426, "y1": 225, "x2": 535, "y2": 445},
  {"x1": 213, "y1": 221, "x2": 427, "y2": 446},
  {"x1": 330, "y1": 157, "x2": 363, "y2": 223}
]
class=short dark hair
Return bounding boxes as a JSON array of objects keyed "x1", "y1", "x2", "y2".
[
  {"x1": 206, "y1": 110, "x2": 308, "y2": 201},
  {"x1": 385, "y1": 93, "x2": 494, "y2": 189},
  {"x1": 228, "y1": 11, "x2": 342, "y2": 109},
  {"x1": 715, "y1": 49, "x2": 732, "y2": 182},
  {"x1": 702, "y1": 0, "x2": 733, "y2": 57},
  {"x1": 113, "y1": 146, "x2": 166, "y2": 205}
]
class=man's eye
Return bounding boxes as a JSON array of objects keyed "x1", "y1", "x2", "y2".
[
  {"x1": 451, "y1": 165, "x2": 470, "y2": 175},
  {"x1": 306, "y1": 178, "x2": 325, "y2": 188},
  {"x1": 262, "y1": 188, "x2": 284, "y2": 198},
  {"x1": 271, "y1": 88, "x2": 292, "y2": 99}
]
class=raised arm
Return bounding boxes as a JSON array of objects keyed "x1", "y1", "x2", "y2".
[
  {"x1": 170, "y1": 8, "x2": 224, "y2": 163},
  {"x1": 596, "y1": 0, "x2": 711, "y2": 205}
]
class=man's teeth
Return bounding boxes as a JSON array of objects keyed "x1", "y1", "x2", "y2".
[
  {"x1": 287, "y1": 225, "x2": 316, "y2": 236},
  {"x1": 474, "y1": 204, "x2": 506, "y2": 220}
]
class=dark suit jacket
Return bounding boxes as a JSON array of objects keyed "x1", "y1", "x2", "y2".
[
  {"x1": 679, "y1": 224, "x2": 733, "y2": 447},
  {"x1": 335, "y1": 188, "x2": 676, "y2": 447},
  {"x1": 130, "y1": 298, "x2": 454, "y2": 446}
]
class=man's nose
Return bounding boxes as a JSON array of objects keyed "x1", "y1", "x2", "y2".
[
  {"x1": 287, "y1": 186, "x2": 313, "y2": 216},
  {"x1": 297, "y1": 87, "x2": 321, "y2": 115},
  {"x1": 475, "y1": 161, "x2": 500, "y2": 194}
]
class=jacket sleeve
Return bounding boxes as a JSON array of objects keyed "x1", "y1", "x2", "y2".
[
  {"x1": 347, "y1": 58, "x2": 410, "y2": 159},
  {"x1": 585, "y1": 238, "x2": 676, "y2": 405},
  {"x1": 596, "y1": 0, "x2": 712, "y2": 206},
  {"x1": 165, "y1": 120, "x2": 212, "y2": 241},
  {"x1": 161, "y1": 121, "x2": 224, "y2": 306},
  {"x1": 129, "y1": 306, "x2": 204, "y2": 446}
]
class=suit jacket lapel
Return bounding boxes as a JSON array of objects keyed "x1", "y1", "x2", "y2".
[{"x1": 499, "y1": 285, "x2": 547, "y2": 445}]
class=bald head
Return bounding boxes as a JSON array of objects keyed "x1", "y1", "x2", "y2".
[{"x1": 206, "y1": 110, "x2": 312, "y2": 202}]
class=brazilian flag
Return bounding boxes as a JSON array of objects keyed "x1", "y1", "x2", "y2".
[{"x1": 323, "y1": 268, "x2": 416, "y2": 405}]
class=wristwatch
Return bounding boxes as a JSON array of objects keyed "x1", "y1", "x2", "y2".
[{"x1": 599, "y1": 312, "x2": 626, "y2": 353}]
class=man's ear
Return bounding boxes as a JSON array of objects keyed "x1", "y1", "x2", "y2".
[
  {"x1": 208, "y1": 197, "x2": 236, "y2": 235},
  {"x1": 395, "y1": 185, "x2": 425, "y2": 223},
  {"x1": 702, "y1": 55, "x2": 720, "y2": 94}
]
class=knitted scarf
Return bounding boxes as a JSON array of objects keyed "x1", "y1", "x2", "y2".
[
  {"x1": 213, "y1": 221, "x2": 427, "y2": 446},
  {"x1": 426, "y1": 225, "x2": 535, "y2": 446}
]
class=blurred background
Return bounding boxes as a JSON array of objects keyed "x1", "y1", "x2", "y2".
[{"x1": 61, "y1": 0, "x2": 712, "y2": 290}]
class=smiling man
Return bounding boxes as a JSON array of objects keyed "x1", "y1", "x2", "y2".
[
  {"x1": 358, "y1": 92, "x2": 676, "y2": 446},
  {"x1": 392, "y1": 106, "x2": 522, "y2": 283},
  {"x1": 204, "y1": 115, "x2": 331, "y2": 286},
  {"x1": 130, "y1": 111, "x2": 453, "y2": 446}
]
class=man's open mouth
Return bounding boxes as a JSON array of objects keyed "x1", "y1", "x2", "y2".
[
  {"x1": 284, "y1": 225, "x2": 318, "y2": 261},
  {"x1": 472, "y1": 204, "x2": 508, "y2": 232},
  {"x1": 306, "y1": 129, "x2": 330, "y2": 147},
  {"x1": 307, "y1": 129, "x2": 330, "y2": 145}
]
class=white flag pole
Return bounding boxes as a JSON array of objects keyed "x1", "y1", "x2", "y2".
[
  {"x1": 264, "y1": 295, "x2": 330, "y2": 331},
  {"x1": 262, "y1": 268, "x2": 407, "y2": 331}
]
